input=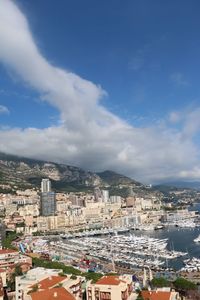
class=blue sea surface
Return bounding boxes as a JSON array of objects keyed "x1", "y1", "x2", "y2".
[
  {"x1": 132, "y1": 226, "x2": 200, "y2": 270},
  {"x1": 131, "y1": 203, "x2": 200, "y2": 270}
]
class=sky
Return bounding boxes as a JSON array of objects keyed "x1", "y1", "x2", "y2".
[{"x1": 0, "y1": 0, "x2": 200, "y2": 183}]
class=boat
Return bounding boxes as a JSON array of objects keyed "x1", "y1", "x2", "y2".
[
  {"x1": 154, "y1": 225, "x2": 164, "y2": 230},
  {"x1": 194, "y1": 235, "x2": 200, "y2": 243}
]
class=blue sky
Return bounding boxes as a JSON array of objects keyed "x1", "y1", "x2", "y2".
[{"x1": 0, "y1": 0, "x2": 200, "y2": 183}]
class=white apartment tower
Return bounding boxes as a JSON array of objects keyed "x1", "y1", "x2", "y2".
[
  {"x1": 41, "y1": 178, "x2": 51, "y2": 193},
  {"x1": 102, "y1": 190, "x2": 109, "y2": 203}
]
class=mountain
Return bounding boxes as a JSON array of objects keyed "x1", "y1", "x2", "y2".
[
  {"x1": 0, "y1": 152, "x2": 145, "y2": 195},
  {"x1": 154, "y1": 181, "x2": 200, "y2": 191},
  {"x1": 97, "y1": 170, "x2": 142, "y2": 187},
  {"x1": 0, "y1": 152, "x2": 101, "y2": 193}
]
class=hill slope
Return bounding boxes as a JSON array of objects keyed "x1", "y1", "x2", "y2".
[
  {"x1": 0, "y1": 152, "x2": 101, "y2": 192},
  {"x1": 0, "y1": 152, "x2": 145, "y2": 194},
  {"x1": 155, "y1": 181, "x2": 200, "y2": 190},
  {"x1": 97, "y1": 170, "x2": 142, "y2": 187}
]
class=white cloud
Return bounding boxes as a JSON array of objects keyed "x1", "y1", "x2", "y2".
[
  {"x1": 168, "y1": 111, "x2": 181, "y2": 124},
  {"x1": 0, "y1": 105, "x2": 9, "y2": 114},
  {"x1": 182, "y1": 107, "x2": 200, "y2": 138},
  {"x1": 168, "y1": 107, "x2": 200, "y2": 138},
  {"x1": 0, "y1": 0, "x2": 199, "y2": 183}
]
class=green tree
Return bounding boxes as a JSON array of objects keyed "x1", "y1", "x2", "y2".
[
  {"x1": 83, "y1": 271, "x2": 103, "y2": 283},
  {"x1": 14, "y1": 265, "x2": 23, "y2": 276},
  {"x1": 2, "y1": 231, "x2": 18, "y2": 249},
  {"x1": 7, "y1": 265, "x2": 23, "y2": 292},
  {"x1": 136, "y1": 291, "x2": 143, "y2": 300},
  {"x1": 173, "y1": 277, "x2": 197, "y2": 291},
  {"x1": 151, "y1": 277, "x2": 170, "y2": 288}
]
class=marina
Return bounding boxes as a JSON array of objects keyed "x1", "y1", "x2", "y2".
[
  {"x1": 132, "y1": 226, "x2": 200, "y2": 271},
  {"x1": 14, "y1": 205, "x2": 200, "y2": 274},
  {"x1": 18, "y1": 224, "x2": 200, "y2": 274}
]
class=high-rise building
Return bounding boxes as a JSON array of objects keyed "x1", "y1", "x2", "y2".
[
  {"x1": 102, "y1": 190, "x2": 109, "y2": 203},
  {"x1": 110, "y1": 195, "x2": 121, "y2": 204},
  {"x1": 40, "y1": 179, "x2": 56, "y2": 216},
  {"x1": 41, "y1": 178, "x2": 51, "y2": 193},
  {"x1": 40, "y1": 192, "x2": 56, "y2": 216},
  {"x1": 94, "y1": 187, "x2": 102, "y2": 202},
  {"x1": 0, "y1": 222, "x2": 6, "y2": 249}
]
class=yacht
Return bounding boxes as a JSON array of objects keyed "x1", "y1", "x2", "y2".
[{"x1": 194, "y1": 235, "x2": 200, "y2": 243}]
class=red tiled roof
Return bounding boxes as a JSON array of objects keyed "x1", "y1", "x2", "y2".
[
  {"x1": 30, "y1": 287, "x2": 75, "y2": 300},
  {"x1": 34, "y1": 276, "x2": 67, "y2": 289},
  {"x1": 141, "y1": 290, "x2": 172, "y2": 300},
  {"x1": 0, "y1": 249, "x2": 18, "y2": 254},
  {"x1": 0, "y1": 269, "x2": 6, "y2": 273},
  {"x1": 96, "y1": 276, "x2": 122, "y2": 285}
]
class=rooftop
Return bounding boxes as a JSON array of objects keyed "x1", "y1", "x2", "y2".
[
  {"x1": 0, "y1": 249, "x2": 18, "y2": 254},
  {"x1": 34, "y1": 275, "x2": 67, "y2": 289},
  {"x1": 141, "y1": 290, "x2": 173, "y2": 300},
  {"x1": 30, "y1": 287, "x2": 75, "y2": 300},
  {"x1": 95, "y1": 276, "x2": 122, "y2": 286}
]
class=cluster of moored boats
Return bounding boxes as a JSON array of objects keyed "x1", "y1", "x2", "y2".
[
  {"x1": 53, "y1": 233, "x2": 189, "y2": 272},
  {"x1": 174, "y1": 220, "x2": 198, "y2": 228},
  {"x1": 18, "y1": 228, "x2": 200, "y2": 274},
  {"x1": 60, "y1": 227, "x2": 130, "y2": 238},
  {"x1": 60, "y1": 220, "x2": 200, "y2": 239},
  {"x1": 181, "y1": 257, "x2": 200, "y2": 272},
  {"x1": 165, "y1": 220, "x2": 199, "y2": 228}
]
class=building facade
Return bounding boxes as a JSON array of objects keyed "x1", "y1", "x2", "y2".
[
  {"x1": 86, "y1": 275, "x2": 136, "y2": 300},
  {"x1": 40, "y1": 192, "x2": 56, "y2": 216},
  {"x1": 41, "y1": 179, "x2": 51, "y2": 193}
]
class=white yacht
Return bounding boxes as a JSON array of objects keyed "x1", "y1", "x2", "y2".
[{"x1": 194, "y1": 235, "x2": 200, "y2": 243}]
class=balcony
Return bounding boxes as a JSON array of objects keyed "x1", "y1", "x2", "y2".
[{"x1": 100, "y1": 292, "x2": 111, "y2": 300}]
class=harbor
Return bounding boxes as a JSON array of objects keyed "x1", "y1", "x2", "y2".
[
  {"x1": 60, "y1": 226, "x2": 200, "y2": 272},
  {"x1": 17, "y1": 224, "x2": 200, "y2": 275}
]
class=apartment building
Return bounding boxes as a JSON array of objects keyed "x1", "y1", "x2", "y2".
[
  {"x1": 86, "y1": 275, "x2": 136, "y2": 300},
  {"x1": 16, "y1": 267, "x2": 83, "y2": 300},
  {"x1": 0, "y1": 249, "x2": 31, "y2": 268},
  {"x1": 15, "y1": 267, "x2": 62, "y2": 300},
  {"x1": 141, "y1": 290, "x2": 181, "y2": 300},
  {"x1": 27, "y1": 287, "x2": 76, "y2": 300},
  {"x1": 0, "y1": 277, "x2": 4, "y2": 300}
]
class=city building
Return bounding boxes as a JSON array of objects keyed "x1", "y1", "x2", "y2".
[
  {"x1": 40, "y1": 192, "x2": 56, "y2": 216},
  {"x1": 18, "y1": 204, "x2": 39, "y2": 217},
  {"x1": 86, "y1": 275, "x2": 136, "y2": 300},
  {"x1": 41, "y1": 179, "x2": 51, "y2": 193},
  {"x1": 15, "y1": 267, "x2": 62, "y2": 300},
  {"x1": 0, "y1": 269, "x2": 6, "y2": 287},
  {"x1": 161, "y1": 209, "x2": 196, "y2": 223},
  {"x1": 0, "y1": 249, "x2": 32, "y2": 268},
  {"x1": 0, "y1": 277, "x2": 4, "y2": 300},
  {"x1": 102, "y1": 190, "x2": 109, "y2": 203},
  {"x1": 16, "y1": 267, "x2": 83, "y2": 300},
  {"x1": 94, "y1": 187, "x2": 102, "y2": 202},
  {"x1": 141, "y1": 289, "x2": 181, "y2": 300},
  {"x1": 110, "y1": 195, "x2": 122, "y2": 204},
  {"x1": 0, "y1": 222, "x2": 6, "y2": 249},
  {"x1": 40, "y1": 179, "x2": 56, "y2": 216},
  {"x1": 27, "y1": 287, "x2": 76, "y2": 300}
]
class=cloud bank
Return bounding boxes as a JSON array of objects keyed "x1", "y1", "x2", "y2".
[
  {"x1": 0, "y1": 0, "x2": 199, "y2": 183},
  {"x1": 0, "y1": 105, "x2": 9, "y2": 114}
]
